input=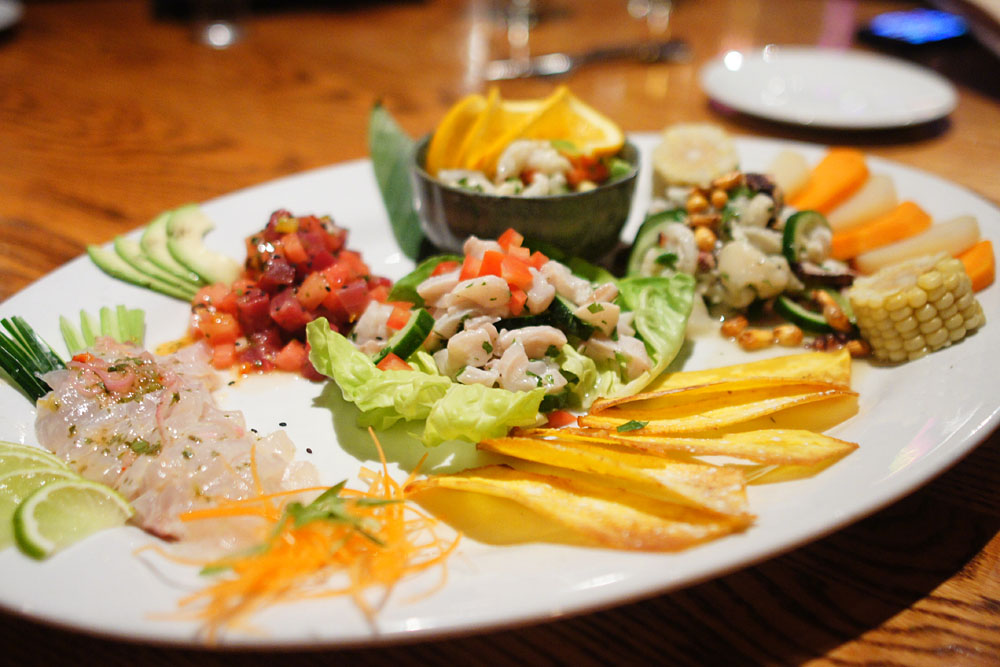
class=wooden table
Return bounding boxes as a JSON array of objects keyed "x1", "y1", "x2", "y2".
[{"x1": 2, "y1": 0, "x2": 998, "y2": 663}]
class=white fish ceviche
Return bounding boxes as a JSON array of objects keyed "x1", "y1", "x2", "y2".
[{"x1": 35, "y1": 338, "x2": 318, "y2": 549}]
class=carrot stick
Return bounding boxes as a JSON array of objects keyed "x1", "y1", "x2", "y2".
[
  {"x1": 788, "y1": 148, "x2": 869, "y2": 213},
  {"x1": 831, "y1": 201, "x2": 931, "y2": 261},
  {"x1": 958, "y1": 239, "x2": 995, "y2": 292}
]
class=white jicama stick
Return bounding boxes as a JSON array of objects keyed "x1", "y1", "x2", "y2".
[
  {"x1": 768, "y1": 150, "x2": 810, "y2": 199},
  {"x1": 827, "y1": 174, "x2": 897, "y2": 232},
  {"x1": 854, "y1": 215, "x2": 981, "y2": 274}
]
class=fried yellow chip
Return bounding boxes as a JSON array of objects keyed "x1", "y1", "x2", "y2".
[
  {"x1": 521, "y1": 428, "x2": 858, "y2": 466},
  {"x1": 406, "y1": 465, "x2": 752, "y2": 552},
  {"x1": 646, "y1": 349, "x2": 852, "y2": 393},
  {"x1": 478, "y1": 436, "x2": 749, "y2": 517},
  {"x1": 584, "y1": 378, "x2": 856, "y2": 434}
]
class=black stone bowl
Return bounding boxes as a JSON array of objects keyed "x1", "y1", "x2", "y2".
[{"x1": 411, "y1": 136, "x2": 639, "y2": 261}]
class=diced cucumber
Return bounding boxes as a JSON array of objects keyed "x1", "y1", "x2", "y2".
[
  {"x1": 372, "y1": 309, "x2": 435, "y2": 364},
  {"x1": 165, "y1": 204, "x2": 242, "y2": 286},
  {"x1": 387, "y1": 254, "x2": 463, "y2": 307},
  {"x1": 87, "y1": 245, "x2": 201, "y2": 301},
  {"x1": 114, "y1": 236, "x2": 200, "y2": 296},
  {"x1": 139, "y1": 212, "x2": 205, "y2": 286},
  {"x1": 626, "y1": 209, "x2": 687, "y2": 277},
  {"x1": 496, "y1": 296, "x2": 595, "y2": 341},
  {"x1": 774, "y1": 295, "x2": 830, "y2": 333},
  {"x1": 782, "y1": 210, "x2": 832, "y2": 265}
]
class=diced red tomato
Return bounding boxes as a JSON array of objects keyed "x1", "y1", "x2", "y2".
[
  {"x1": 211, "y1": 343, "x2": 237, "y2": 370},
  {"x1": 71, "y1": 352, "x2": 94, "y2": 363},
  {"x1": 386, "y1": 306, "x2": 411, "y2": 331},
  {"x1": 376, "y1": 352, "x2": 412, "y2": 371},
  {"x1": 368, "y1": 283, "x2": 390, "y2": 303},
  {"x1": 296, "y1": 272, "x2": 329, "y2": 310},
  {"x1": 274, "y1": 339, "x2": 308, "y2": 372},
  {"x1": 545, "y1": 410, "x2": 578, "y2": 428},
  {"x1": 193, "y1": 283, "x2": 231, "y2": 309},
  {"x1": 501, "y1": 255, "x2": 534, "y2": 290},
  {"x1": 508, "y1": 245, "x2": 531, "y2": 261},
  {"x1": 508, "y1": 286, "x2": 527, "y2": 316},
  {"x1": 280, "y1": 232, "x2": 308, "y2": 266},
  {"x1": 431, "y1": 260, "x2": 459, "y2": 277},
  {"x1": 321, "y1": 262, "x2": 352, "y2": 288},
  {"x1": 497, "y1": 228, "x2": 524, "y2": 251},
  {"x1": 479, "y1": 250, "x2": 504, "y2": 277},
  {"x1": 459, "y1": 254, "x2": 481, "y2": 281},
  {"x1": 199, "y1": 312, "x2": 240, "y2": 345},
  {"x1": 529, "y1": 250, "x2": 549, "y2": 270},
  {"x1": 566, "y1": 154, "x2": 609, "y2": 188},
  {"x1": 338, "y1": 250, "x2": 370, "y2": 278}
]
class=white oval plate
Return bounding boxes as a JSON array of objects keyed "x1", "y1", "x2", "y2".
[
  {"x1": 699, "y1": 46, "x2": 958, "y2": 129},
  {"x1": 0, "y1": 135, "x2": 997, "y2": 648}
]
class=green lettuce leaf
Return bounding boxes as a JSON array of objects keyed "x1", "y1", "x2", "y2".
[
  {"x1": 368, "y1": 103, "x2": 424, "y2": 260},
  {"x1": 561, "y1": 273, "x2": 695, "y2": 404},
  {"x1": 307, "y1": 319, "x2": 544, "y2": 446}
]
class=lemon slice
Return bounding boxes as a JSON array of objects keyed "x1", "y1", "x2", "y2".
[
  {"x1": 651, "y1": 123, "x2": 739, "y2": 190},
  {"x1": 0, "y1": 467, "x2": 78, "y2": 547},
  {"x1": 425, "y1": 92, "x2": 488, "y2": 176},
  {"x1": 13, "y1": 478, "x2": 133, "y2": 559}
]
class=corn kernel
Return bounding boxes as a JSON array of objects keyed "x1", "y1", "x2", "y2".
[
  {"x1": 774, "y1": 324, "x2": 803, "y2": 347},
  {"x1": 686, "y1": 192, "x2": 708, "y2": 213},
  {"x1": 896, "y1": 316, "x2": 918, "y2": 333},
  {"x1": 905, "y1": 287, "x2": 928, "y2": 309},
  {"x1": 885, "y1": 292, "x2": 908, "y2": 311},
  {"x1": 926, "y1": 328, "x2": 949, "y2": 349},
  {"x1": 934, "y1": 292, "x2": 955, "y2": 311},
  {"x1": 917, "y1": 271, "x2": 942, "y2": 291},
  {"x1": 915, "y1": 304, "x2": 937, "y2": 322},
  {"x1": 889, "y1": 306, "x2": 913, "y2": 322},
  {"x1": 919, "y1": 317, "x2": 942, "y2": 334},
  {"x1": 710, "y1": 189, "x2": 729, "y2": 209},
  {"x1": 737, "y1": 328, "x2": 774, "y2": 351}
]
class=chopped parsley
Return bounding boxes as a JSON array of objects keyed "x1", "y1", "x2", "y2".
[{"x1": 616, "y1": 420, "x2": 648, "y2": 433}]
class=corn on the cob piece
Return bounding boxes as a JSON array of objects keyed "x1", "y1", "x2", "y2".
[{"x1": 848, "y1": 253, "x2": 985, "y2": 363}]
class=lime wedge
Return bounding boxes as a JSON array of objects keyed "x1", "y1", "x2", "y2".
[
  {"x1": 0, "y1": 467, "x2": 78, "y2": 547},
  {"x1": 13, "y1": 479, "x2": 133, "y2": 559}
]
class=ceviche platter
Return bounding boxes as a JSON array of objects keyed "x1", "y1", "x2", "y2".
[{"x1": 0, "y1": 88, "x2": 997, "y2": 648}]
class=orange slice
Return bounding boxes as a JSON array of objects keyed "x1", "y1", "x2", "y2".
[
  {"x1": 467, "y1": 86, "x2": 625, "y2": 175},
  {"x1": 425, "y1": 92, "x2": 488, "y2": 176}
]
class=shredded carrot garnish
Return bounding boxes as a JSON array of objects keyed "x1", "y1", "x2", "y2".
[{"x1": 168, "y1": 429, "x2": 460, "y2": 642}]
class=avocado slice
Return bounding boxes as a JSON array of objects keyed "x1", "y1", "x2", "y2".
[
  {"x1": 139, "y1": 212, "x2": 204, "y2": 286},
  {"x1": 113, "y1": 236, "x2": 200, "y2": 296},
  {"x1": 166, "y1": 204, "x2": 241, "y2": 286},
  {"x1": 87, "y1": 244, "x2": 199, "y2": 301}
]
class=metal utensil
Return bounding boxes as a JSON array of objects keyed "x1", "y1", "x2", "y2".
[{"x1": 484, "y1": 38, "x2": 691, "y2": 81}]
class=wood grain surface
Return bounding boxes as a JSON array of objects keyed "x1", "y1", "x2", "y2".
[{"x1": 1, "y1": 0, "x2": 998, "y2": 664}]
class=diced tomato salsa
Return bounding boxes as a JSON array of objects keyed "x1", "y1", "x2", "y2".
[{"x1": 188, "y1": 210, "x2": 391, "y2": 379}]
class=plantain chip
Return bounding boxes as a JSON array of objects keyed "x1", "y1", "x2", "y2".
[
  {"x1": 644, "y1": 349, "x2": 852, "y2": 393},
  {"x1": 406, "y1": 465, "x2": 752, "y2": 552},
  {"x1": 478, "y1": 436, "x2": 749, "y2": 517},
  {"x1": 583, "y1": 378, "x2": 855, "y2": 434},
  {"x1": 520, "y1": 427, "x2": 858, "y2": 466}
]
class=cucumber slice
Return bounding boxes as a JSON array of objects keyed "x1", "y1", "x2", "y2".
[
  {"x1": 372, "y1": 308, "x2": 435, "y2": 364},
  {"x1": 626, "y1": 209, "x2": 687, "y2": 277},
  {"x1": 114, "y1": 236, "x2": 200, "y2": 296},
  {"x1": 166, "y1": 204, "x2": 242, "y2": 286},
  {"x1": 139, "y1": 212, "x2": 205, "y2": 286},
  {"x1": 496, "y1": 296, "x2": 595, "y2": 341},
  {"x1": 774, "y1": 295, "x2": 831, "y2": 333},
  {"x1": 87, "y1": 245, "x2": 201, "y2": 301},
  {"x1": 782, "y1": 210, "x2": 832, "y2": 265}
]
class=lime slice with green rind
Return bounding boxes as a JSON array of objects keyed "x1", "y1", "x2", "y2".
[
  {"x1": 13, "y1": 479, "x2": 133, "y2": 559},
  {"x1": 0, "y1": 467, "x2": 79, "y2": 547},
  {"x1": 0, "y1": 449, "x2": 70, "y2": 475}
]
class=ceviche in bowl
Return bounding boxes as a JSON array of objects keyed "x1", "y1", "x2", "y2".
[{"x1": 410, "y1": 87, "x2": 639, "y2": 261}]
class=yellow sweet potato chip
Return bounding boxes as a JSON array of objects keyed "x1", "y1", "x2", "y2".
[
  {"x1": 644, "y1": 349, "x2": 852, "y2": 393},
  {"x1": 478, "y1": 436, "x2": 749, "y2": 516},
  {"x1": 521, "y1": 427, "x2": 857, "y2": 466},
  {"x1": 406, "y1": 465, "x2": 752, "y2": 551}
]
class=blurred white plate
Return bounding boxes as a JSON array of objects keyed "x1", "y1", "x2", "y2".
[
  {"x1": 700, "y1": 46, "x2": 958, "y2": 128},
  {"x1": 0, "y1": 0, "x2": 23, "y2": 32}
]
